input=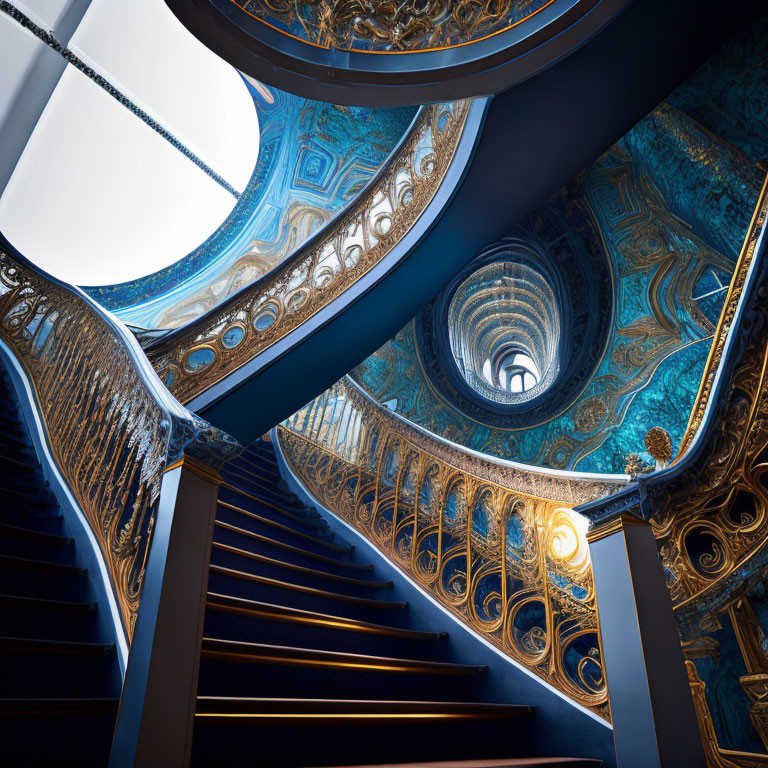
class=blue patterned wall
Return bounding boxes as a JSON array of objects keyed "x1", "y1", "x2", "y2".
[
  {"x1": 84, "y1": 80, "x2": 416, "y2": 329},
  {"x1": 351, "y1": 12, "x2": 768, "y2": 475}
]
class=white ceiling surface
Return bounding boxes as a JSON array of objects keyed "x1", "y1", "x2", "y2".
[{"x1": 0, "y1": 0, "x2": 259, "y2": 286}]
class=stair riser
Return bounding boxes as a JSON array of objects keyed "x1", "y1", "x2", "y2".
[
  {"x1": 207, "y1": 571, "x2": 402, "y2": 624},
  {"x1": 212, "y1": 526, "x2": 361, "y2": 575},
  {"x1": 196, "y1": 658, "x2": 486, "y2": 700},
  {"x1": 192, "y1": 717, "x2": 528, "y2": 767},
  {"x1": 0, "y1": 607, "x2": 99, "y2": 642},
  {"x1": 0, "y1": 535, "x2": 73, "y2": 564},
  {"x1": 0, "y1": 566, "x2": 90, "y2": 602},
  {"x1": 204, "y1": 610, "x2": 444, "y2": 659},
  {"x1": 209, "y1": 548, "x2": 389, "y2": 597},
  {"x1": 0, "y1": 650, "x2": 117, "y2": 697},
  {"x1": 214, "y1": 507, "x2": 343, "y2": 553}
]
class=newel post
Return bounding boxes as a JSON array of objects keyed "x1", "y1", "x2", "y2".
[
  {"x1": 109, "y1": 456, "x2": 221, "y2": 768},
  {"x1": 579, "y1": 487, "x2": 706, "y2": 768}
]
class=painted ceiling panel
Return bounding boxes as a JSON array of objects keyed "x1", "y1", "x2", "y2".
[{"x1": 350, "y1": 12, "x2": 768, "y2": 475}]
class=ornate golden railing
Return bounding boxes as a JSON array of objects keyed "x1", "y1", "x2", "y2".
[
  {"x1": 0, "y1": 247, "x2": 238, "y2": 637},
  {"x1": 278, "y1": 377, "x2": 628, "y2": 719},
  {"x1": 149, "y1": 100, "x2": 472, "y2": 405},
  {"x1": 674, "y1": 175, "x2": 768, "y2": 460},
  {"x1": 639, "y1": 174, "x2": 768, "y2": 767}
]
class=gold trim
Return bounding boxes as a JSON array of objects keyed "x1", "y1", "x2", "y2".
[
  {"x1": 228, "y1": 0, "x2": 559, "y2": 54},
  {"x1": 674, "y1": 173, "x2": 768, "y2": 461},
  {"x1": 586, "y1": 514, "x2": 648, "y2": 543},
  {"x1": 150, "y1": 102, "x2": 472, "y2": 405}
]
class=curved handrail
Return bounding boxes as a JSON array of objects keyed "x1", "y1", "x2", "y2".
[
  {"x1": 578, "y1": 171, "x2": 768, "y2": 618},
  {"x1": 0, "y1": 235, "x2": 240, "y2": 637},
  {"x1": 147, "y1": 100, "x2": 475, "y2": 405},
  {"x1": 277, "y1": 375, "x2": 628, "y2": 719},
  {"x1": 673, "y1": 174, "x2": 768, "y2": 461}
]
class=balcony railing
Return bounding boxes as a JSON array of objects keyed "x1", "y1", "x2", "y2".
[
  {"x1": 148, "y1": 100, "x2": 473, "y2": 406},
  {"x1": 0, "y1": 240, "x2": 239, "y2": 637},
  {"x1": 277, "y1": 376, "x2": 628, "y2": 719}
]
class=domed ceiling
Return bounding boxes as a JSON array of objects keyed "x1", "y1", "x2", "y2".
[
  {"x1": 351, "y1": 15, "x2": 768, "y2": 474},
  {"x1": 165, "y1": 0, "x2": 630, "y2": 105}
]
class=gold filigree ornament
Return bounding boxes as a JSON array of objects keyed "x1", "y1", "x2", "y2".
[
  {"x1": 645, "y1": 426, "x2": 673, "y2": 467},
  {"x1": 278, "y1": 376, "x2": 629, "y2": 719},
  {"x1": 150, "y1": 102, "x2": 471, "y2": 405}
]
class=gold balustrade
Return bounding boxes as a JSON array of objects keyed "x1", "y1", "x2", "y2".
[
  {"x1": 149, "y1": 100, "x2": 472, "y2": 405},
  {"x1": 0, "y1": 248, "x2": 237, "y2": 637},
  {"x1": 278, "y1": 377, "x2": 628, "y2": 719}
]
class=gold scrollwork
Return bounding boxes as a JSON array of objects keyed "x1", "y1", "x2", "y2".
[
  {"x1": 0, "y1": 252, "x2": 171, "y2": 637},
  {"x1": 279, "y1": 377, "x2": 628, "y2": 718},
  {"x1": 234, "y1": 0, "x2": 556, "y2": 53},
  {"x1": 149, "y1": 101, "x2": 471, "y2": 405}
]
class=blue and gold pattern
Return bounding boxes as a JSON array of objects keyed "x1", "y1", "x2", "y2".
[
  {"x1": 351, "y1": 18, "x2": 768, "y2": 474},
  {"x1": 280, "y1": 378, "x2": 627, "y2": 720},
  {"x1": 233, "y1": 0, "x2": 554, "y2": 52}
]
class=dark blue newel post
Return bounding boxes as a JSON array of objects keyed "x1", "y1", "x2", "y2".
[
  {"x1": 109, "y1": 457, "x2": 221, "y2": 768},
  {"x1": 579, "y1": 487, "x2": 706, "y2": 768}
]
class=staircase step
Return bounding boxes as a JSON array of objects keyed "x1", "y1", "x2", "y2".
[
  {"x1": 0, "y1": 594, "x2": 99, "y2": 641},
  {"x1": 220, "y1": 483, "x2": 327, "y2": 530},
  {"x1": 206, "y1": 593, "x2": 443, "y2": 641},
  {"x1": 0, "y1": 636, "x2": 114, "y2": 656},
  {"x1": 210, "y1": 542, "x2": 391, "y2": 591},
  {"x1": 200, "y1": 638, "x2": 485, "y2": 676},
  {"x1": 0, "y1": 521, "x2": 73, "y2": 562},
  {"x1": 216, "y1": 501, "x2": 352, "y2": 554},
  {"x1": 208, "y1": 564, "x2": 406, "y2": 613},
  {"x1": 0, "y1": 697, "x2": 119, "y2": 715},
  {"x1": 195, "y1": 697, "x2": 531, "y2": 721},
  {"x1": 0, "y1": 636, "x2": 117, "y2": 697},
  {"x1": 0, "y1": 554, "x2": 89, "y2": 600},
  {"x1": 213, "y1": 520, "x2": 369, "y2": 572}
]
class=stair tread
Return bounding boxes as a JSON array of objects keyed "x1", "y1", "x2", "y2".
[
  {"x1": 0, "y1": 697, "x2": 119, "y2": 713},
  {"x1": 195, "y1": 697, "x2": 531, "y2": 721},
  {"x1": 221, "y1": 483, "x2": 324, "y2": 529},
  {"x1": 196, "y1": 697, "x2": 529, "y2": 713},
  {"x1": 0, "y1": 554, "x2": 86, "y2": 575},
  {"x1": 207, "y1": 592, "x2": 445, "y2": 640},
  {"x1": 0, "y1": 594, "x2": 96, "y2": 613},
  {"x1": 0, "y1": 522, "x2": 72, "y2": 544},
  {"x1": 214, "y1": 520, "x2": 369, "y2": 571},
  {"x1": 201, "y1": 637, "x2": 485, "y2": 674},
  {"x1": 209, "y1": 565, "x2": 406, "y2": 609},
  {"x1": 211, "y1": 542, "x2": 391, "y2": 588},
  {"x1": 217, "y1": 501, "x2": 351, "y2": 553},
  {"x1": 0, "y1": 636, "x2": 114, "y2": 655}
]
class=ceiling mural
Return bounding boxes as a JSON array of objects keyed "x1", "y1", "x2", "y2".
[
  {"x1": 84, "y1": 79, "x2": 417, "y2": 329},
  {"x1": 351, "y1": 15, "x2": 767, "y2": 474}
]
